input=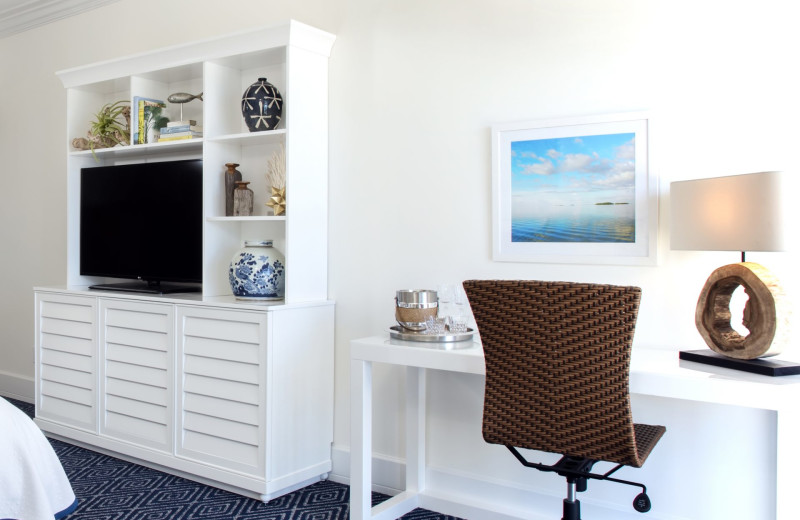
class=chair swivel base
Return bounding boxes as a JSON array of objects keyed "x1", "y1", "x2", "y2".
[
  {"x1": 561, "y1": 478, "x2": 652, "y2": 520},
  {"x1": 506, "y1": 447, "x2": 654, "y2": 517}
]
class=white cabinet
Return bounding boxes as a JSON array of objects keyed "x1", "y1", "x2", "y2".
[
  {"x1": 174, "y1": 303, "x2": 336, "y2": 495},
  {"x1": 34, "y1": 288, "x2": 335, "y2": 501}
]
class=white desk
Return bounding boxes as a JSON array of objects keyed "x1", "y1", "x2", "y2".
[{"x1": 350, "y1": 335, "x2": 800, "y2": 520}]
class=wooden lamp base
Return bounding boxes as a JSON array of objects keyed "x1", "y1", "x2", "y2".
[{"x1": 683, "y1": 262, "x2": 795, "y2": 376}]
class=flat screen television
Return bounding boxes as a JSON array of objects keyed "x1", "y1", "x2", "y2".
[{"x1": 80, "y1": 159, "x2": 203, "y2": 294}]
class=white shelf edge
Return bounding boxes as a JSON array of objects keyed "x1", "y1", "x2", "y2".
[
  {"x1": 206, "y1": 129, "x2": 286, "y2": 145},
  {"x1": 206, "y1": 216, "x2": 287, "y2": 222},
  {"x1": 68, "y1": 138, "x2": 203, "y2": 158}
]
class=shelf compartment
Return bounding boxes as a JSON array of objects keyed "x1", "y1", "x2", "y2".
[
  {"x1": 130, "y1": 70, "x2": 203, "y2": 145},
  {"x1": 66, "y1": 80, "x2": 130, "y2": 154},
  {"x1": 203, "y1": 137, "x2": 284, "y2": 219},
  {"x1": 204, "y1": 51, "x2": 286, "y2": 138}
]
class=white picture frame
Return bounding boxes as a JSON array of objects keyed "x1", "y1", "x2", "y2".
[{"x1": 492, "y1": 112, "x2": 657, "y2": 265}]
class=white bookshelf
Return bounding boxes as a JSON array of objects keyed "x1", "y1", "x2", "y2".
[{"x1": 57, "y1": 20, "x2": 334, "y2": 303}]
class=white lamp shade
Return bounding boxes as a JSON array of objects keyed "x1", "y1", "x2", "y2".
[{"x1": 670, "y1": 171, "x2": 796, "y2": 252}]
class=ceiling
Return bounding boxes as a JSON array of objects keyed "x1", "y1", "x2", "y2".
[{"x1": 0, "y1": 0, "x2": 120, "y2": 39}]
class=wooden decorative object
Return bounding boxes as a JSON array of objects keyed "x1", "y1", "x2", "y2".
[
  {"x1": 224, "y1": 163, "x2": 242, "y2": 216},
  {"x1": 695, "y1": 262, "x2": 790, "y2": 359},
  {"x1": 233, "y1": 181, "x2": 254, "y2": 216}
]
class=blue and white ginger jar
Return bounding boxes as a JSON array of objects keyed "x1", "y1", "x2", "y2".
[
  {"x1": 229, "y1": 240, "x2": 285, "y2": 300},
  {"x1": 241, "y1": 77, "x2": 283, "y2": 132}
]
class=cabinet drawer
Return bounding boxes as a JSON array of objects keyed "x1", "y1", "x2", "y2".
[
  {"x1": 183, "y1": 373, "x2": 260, "y2": 405},
  {"x1": 183, "y1": 392, "x2": 260, "y2": 425},
  {"x1": 40, "y1": 316, "x2": 94, "y2": 339},
  {"x1": 106, "y1": 394, "x2": 169, "y2": 424},
  {"x1": 40, "y1": 363, "x2": 94, "y2": 389},
  {"x1": 183, "y1": 354, "x2": 259, "y2": 384},
  {"x1": 106, "y1": 377, "x2": 168, "y2": 407},
  {"x1": 181, "y1": 313, "x2": 262, "y2": 345},
  {"x1": 99, "y1": 299, "x2": 173, "y2": 452},
  {"x1": 106, "y1": 342, "x2": 169, "y2": 370},
  {"x1": 39, "y1": 394, "x2": 94, "y2": 427},
  {"x1": 40, "y1": 332, "x2": 93, "y2": 357},
  {"x1": 41, "y1": 347, "x2": 93, "y2": 373},
  {"x1": 105, "y1": 306, "x2": 170, "y2": 333},
  {"x1": 39, "y1": 298, "x2": 95, "y2": 323},
  {"x1": 105, "y1": 411, "x2": 169, "y2": 448},
  {"x1": 39, "y1": 379, "x2": 92, "y2": 405},
  {"x1": 176, "y1": 306, "x2": 267, "y2": 476},
  {"x1": 35, "y1": 292, "x2": 97, "y2": 432},
  {"x1": 105, "y1": 326, "x2": 171, "y2": 352}
]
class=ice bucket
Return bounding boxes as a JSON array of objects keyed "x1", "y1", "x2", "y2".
[{"x1": 395, "y1": 289, "x2": 438, "y2": 331}]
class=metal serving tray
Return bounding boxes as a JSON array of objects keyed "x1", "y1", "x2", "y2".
[{"x1": 389, "y1": 325, "x2": 475, "y2": 343}]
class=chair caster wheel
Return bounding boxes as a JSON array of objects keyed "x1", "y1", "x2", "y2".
[{"x1": 633, "y1": 492, "x2": 651, "y2": 513}]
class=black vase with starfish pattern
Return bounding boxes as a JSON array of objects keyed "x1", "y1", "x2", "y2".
[{"x1": 241, "y1": 77, "x2": 283, "y2": 132}]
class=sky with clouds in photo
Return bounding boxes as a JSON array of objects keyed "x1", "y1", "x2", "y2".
[{"x1": 511, "y1": 132, "x2": 636, "y2": 207}]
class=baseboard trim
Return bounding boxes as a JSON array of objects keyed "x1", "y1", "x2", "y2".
[
  {"x1": 0, "y1": 370, "x2": 34, "y2": 402},
  {"x1": 330, "y1": 444, "x2": 685, "y2": 520}
]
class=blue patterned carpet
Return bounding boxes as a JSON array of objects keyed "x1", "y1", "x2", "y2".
[{"x1": 7, "y1": 398, "x2": 464, "y2": 520}]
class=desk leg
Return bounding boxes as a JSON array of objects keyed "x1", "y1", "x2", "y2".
[
  {"x1": 350, "y1": 361, "x2": 424, "y2": 520},
  {"x1": 406, "y1": 366, "x2": 426, "y2": 493},
  {"x1": 351, "y1": 358, "x2": 372, "y2": 520},
  {"x1": 776, "y1": 405, "x2": 800, "y2": 520}
]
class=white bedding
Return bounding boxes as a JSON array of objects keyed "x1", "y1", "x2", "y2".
[{"x1": 0, "y1": 397, "x2": 77, "y2": 520}]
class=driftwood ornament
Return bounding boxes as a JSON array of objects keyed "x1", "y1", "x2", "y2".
[
  {"x1": 695, "y1": 262, "x2": 790, "y2": 359},
  {"x1": 233, "y1": 181, "x2": 254, "y2": 216},
  {"x1": 224, "y1": 163, "x2": 242, "y2": 216}
]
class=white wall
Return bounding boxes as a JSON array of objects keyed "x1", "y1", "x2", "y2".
[{"x1": 2, "y1": 1, "x2": 799, "y2": 518}]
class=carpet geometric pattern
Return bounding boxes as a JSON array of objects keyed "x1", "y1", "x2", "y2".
[{"x1": 6, "y1": 398, "x2": 464, "y2": 520}]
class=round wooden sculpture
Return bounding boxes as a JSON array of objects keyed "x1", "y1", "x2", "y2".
[{"x1": 695, "y1": 262, "x2": 789, "y2": 359}]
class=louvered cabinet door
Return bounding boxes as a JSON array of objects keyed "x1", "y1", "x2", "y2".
[
  {"x1": 175, "y1": 306, "x2": 267, "y2": 477},
  {"x1": 35, "y1": 292, "x2": 97, "y2": 432},
  {"x1": 99, "y1": 299, "x2": 174, "y2": 452}
]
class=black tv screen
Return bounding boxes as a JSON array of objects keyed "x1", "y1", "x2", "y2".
[{"x1": 80, "y1": 159, "x2": 203, "y2": 294}]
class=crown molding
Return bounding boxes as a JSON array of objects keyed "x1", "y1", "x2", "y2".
[{"x1": 0, "y1": 0, "x2": 120, "y2": 39}]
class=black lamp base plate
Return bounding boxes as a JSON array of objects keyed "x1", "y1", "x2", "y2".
[{"x1": 679, "y1": 350, "x2": 800, "y2": 377}]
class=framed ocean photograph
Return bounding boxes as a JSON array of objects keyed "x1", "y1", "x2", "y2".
[{"x1": 492, "y1": 112, "x2": 657, "y2": 265}]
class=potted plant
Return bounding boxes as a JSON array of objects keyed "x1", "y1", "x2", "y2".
[{"x1": 71, "y1": 100, "x2": 131, "y2": 156}]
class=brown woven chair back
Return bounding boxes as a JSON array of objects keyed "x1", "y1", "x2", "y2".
[{"x1": 463, "y1": 279, "x2": 650, "y2": 468}]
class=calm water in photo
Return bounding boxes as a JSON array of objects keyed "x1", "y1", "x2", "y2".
[{"x1": 512, "y1": 201, "x2": 634, "y2": 242}]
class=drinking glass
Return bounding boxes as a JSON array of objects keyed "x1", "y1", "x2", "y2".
[
  {"x1": 425, "y1": 316, "x2": 447, "y2": 335},
  {"x1": 437, "y1": 284, "x2": 455, "y2": 318},
  {"x1": 450, "y1": 315, "x2": 468, "y2": 333}
]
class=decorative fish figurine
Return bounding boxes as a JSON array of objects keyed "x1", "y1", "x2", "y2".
[{"x1": 167, "y1": 92, "x2": 203, "y2": 103}]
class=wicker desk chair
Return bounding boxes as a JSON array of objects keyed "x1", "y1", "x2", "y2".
[{"x1": 462, "y1": 280, "x2": 666, "y2": 520}]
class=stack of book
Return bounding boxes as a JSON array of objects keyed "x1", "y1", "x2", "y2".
[{"x1": 158, "y1": 120, "x2": 203, "y2": 142}]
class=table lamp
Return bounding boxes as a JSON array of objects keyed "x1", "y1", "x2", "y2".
[{"x1": 670, "y1": 171, "x2": 797, "y2": 376}]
